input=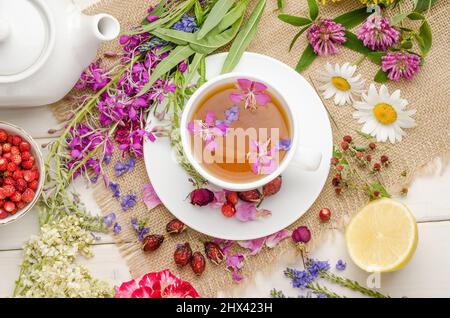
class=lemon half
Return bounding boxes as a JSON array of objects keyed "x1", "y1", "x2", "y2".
[{"x1": 346, "y1": 198, "x2": 418, "y2": 272}]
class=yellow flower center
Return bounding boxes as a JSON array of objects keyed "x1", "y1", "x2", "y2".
[
  {"x1": 373, "y1": 103, "x2": 397, "y2": 125},
  {"x1": 331, "y1": 76, "x2": 351, "y2": 91}
]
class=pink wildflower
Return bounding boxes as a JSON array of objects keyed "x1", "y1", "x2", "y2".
[
  {"x1": 357, "y1": 15, "x2": 400, "y2": 51},
  {"x1": 307, "y1": 19, "x2": 346, "y2": 56},
  {"x1": 381, "y1": 52, "x2": 420, "y2": 81}
]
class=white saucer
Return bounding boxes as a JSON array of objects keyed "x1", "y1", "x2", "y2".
[{"x1": 143, "y1": 52, "x2": 332, "y2": 240}]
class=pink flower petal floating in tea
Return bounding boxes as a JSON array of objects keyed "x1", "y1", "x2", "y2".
[
  {"x1": 230, "y1": 79, "x2": 271, "y2": 111},
  {"x1": 188, "y1": 111, "x2": 228, "y2": 152},
  {"x1": 248, "y1": 139, "x2": 279, "y2": 175},
  {"x1": 235, "y1": 202, "x2": 272, "y2": 222},
  {"x1": 143, "y1": 183, "x2": 162, "y2": 210}
]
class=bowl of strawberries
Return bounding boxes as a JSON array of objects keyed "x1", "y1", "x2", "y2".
[{"x1": 0, "y1": 122, "x2": 44, "y2": 225}]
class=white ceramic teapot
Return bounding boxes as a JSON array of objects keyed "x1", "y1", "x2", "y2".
[{"x1": 0, "y1": 0, "x2": 120, "y2": 107}]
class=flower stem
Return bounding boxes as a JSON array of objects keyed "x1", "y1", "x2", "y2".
[
  {"x1": 306, "y1": 282, "x2": 345, "y2": 298},
  {"x1": 320, "y1": 271, "x2": 389, "y2": 298}
]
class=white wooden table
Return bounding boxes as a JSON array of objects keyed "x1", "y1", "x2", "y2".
[{"x1": 0, "y1": 0, "x2": 449, "y2": 298}]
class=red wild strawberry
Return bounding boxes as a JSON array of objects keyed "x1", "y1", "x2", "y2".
[
  {"x1": 22, "y1": 188, "x2": 35, "y2": 203},
  {"x1": 3, "y1": 201, "x2": 15, "y2": 213},
  {"x1": 32, "y1": 169, "x2": 40, "y2": 181},
  {"x1": 7, "y1": 162, "x2": 17, "y2": 172},
  {"x1": 0, "y1": 208, "x2": 7, "y2": 219},
  {"x1": 10, "y1": 146, "x2": 20, "y2": 155},
  {"x1": 28, "y1": 180, "x2": 39, "y2": 191},
  {"x1": 166, "y1": 219, "x2": 186, "y2": 234},
  {"x1": 221, "y1": 202, "x2": 236, "y2": 218},
  {"x1": 356, "y1": 151, "x2": 363, "y2": 159},
  {"x1": 174, "y1": 243, "x2": 192, "y2": 267},
  {"x1": 0, "y1": 129, "x2": 7, "y2": 142},
  {"x1": 12, "y1": 170, "x2": 23, "y2": 180},
  {"x1": 365, "y1": 154, "x2": 372, "y2": 162},
  {"x1": 225, "y1": 191, "x2": 239, "y2": 205},
  {"x1": 19, "y1": 141, "x2": 31, "y2": 152},
  {"x1": 190, "y1": 252, "x2": 206, "y2": 276},
  {"x1": 23, "y1": 170, "x2": 36, "y2": 182},
  {"x1": 10, "y1": 192, "x2": 21, "y2": 203},
  {"x1": 2, "y1": 143, "x2": 11, "y2": 153},
  {"x1": 0, "y1": 158, "x2": 7, "y2": 171},
  {"x1": 2, "y1": 185, "x2": 15, "y2": 197},
  {"x1": 3, "y1": 177, "x2": 15, "y2": 186},
  {"x1": 3, "y1": 152, "x2": 12, "y2": 161},
  {"x1": 263, "y1": 176, "x2": 282, "y2": 197},
  {"x1": 204, "y1": 242, "x2": 224, "y2": 265},
  {"x1": 16, "y1": 201, "x2": 26, "y2": 209},
  {"x1": 380, "y1": 155, "x2": 389, "y2": 164},
  {"x1": 21, "y1": 160, "x2": 33, "y2": 170},
  {"x1": 341, "y1": 141, "x2": 349, "y2": 151},
  {"x1": 0, "y1": 188, "x2": 5, "y2": 200},
  {"x1": 15, "y1": 179, "x2": 27, "y2": 193},
  {"x1": 12, "y1": 136, "x2": 22, "y2": 146},
  {"x1": 373, "y1": 163, "x2": 381, "y2": 171},
  {"x1": 142, "y1": 234, "x2": 164, "y2": 252},
  {"x1": 11, "y1": 154, "x2": 21, "y2": 165},
  {"x1": 0, "y1": 199, "x2": 4, "y2": 207},
  {"x1": 21, "y1": 151, "x2": 31, "y2": 161}
]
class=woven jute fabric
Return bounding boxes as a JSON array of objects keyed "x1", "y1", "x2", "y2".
[{"x1": 51, "y1": 0, "x2": 450, "y2": 297}]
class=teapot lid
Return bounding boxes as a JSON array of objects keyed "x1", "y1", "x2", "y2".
[{"x1": 0, "y1": 0, "x2": 53, "y2": 80}]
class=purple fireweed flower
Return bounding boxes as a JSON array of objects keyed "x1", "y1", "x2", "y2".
[
  {"x1": 216, "y1": 105, "x2": 239, "y2": 127},
  {"x1": 75, "y1": 60, "x2": 111, "y2": 91},
  {"x1": 109, "y1": 182, "x2": 121, "y2": 198},
  {"x1": 97, "y1": 94, "x2": 127, "y2": 127},
  {"x1": 104, "y1": 212, "x2": 116, "y2": 227},
  {"x1": 119, "y1": 33, "x2": 150, "y2": 54},
  {"x1": 381, "y1": 52, "x2": 420, "y2": 81},
  {"x1": 146, "y1": 15, "x2": 159, "y2": 23},
  {"x1": 336, "y1": 259, "x2": 347, "y2": 271},
  {"x1": 178, "y1": 60, "x2": 188, "y2": 73},
  {"x1": 172, "y1": 14, "x2": 199, "y2": 33},
  {"x1": 247, "y1": 139, "x2": 279, "y2": 175},
  {"x1": 131, "y1": 217, "x2": 150, "y2": 241},
  {"x1": 121, "y1": 193, "x2": 137, "y2": 211},
  {"x1": 357, "y1": 15, "x2": 400, "y2": 51},
  {"x1": 148, "y1": 79, "x2": 177, "y2": 104},
  {"x1": 113, "y1": 222, "x2": 121, "y2": 235},
  {"x1": 188, "y1": 111, "x2": 228, "y2": 152},
  {"x1": 307, "y1": 19, "x2": 346, "y2": 56},
  {"x1": 230, "y1": 79, "x2": 271, "y2": 111}
]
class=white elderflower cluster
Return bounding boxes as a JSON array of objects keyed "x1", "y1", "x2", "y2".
[{"x1": 14, "y1": 215, "x2": 113, "y2": 298}]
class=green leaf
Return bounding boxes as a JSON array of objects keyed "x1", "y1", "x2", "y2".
[
  {"x1": 296, "y1": 44, "x2": 317, "y2": 73},
  {"x1": 306, "y1": 0, "x2": 319, "y2": 21},
  {"x1": 367, "y1": 51, "x2": 385, "y2": 65},
  {"x1": 276, "y1": 0, "x2": 285, "y2": 12},
  {"x1": 374, "y1": 69, "x2": 388, "y2": 83},
  {"x1": 194, "y1": 0, "x2": 205, "y2": 25},
  {"x1": 142, "y1": 0, "x2": 170, "y2": 24},
  {"x1": 413, "y1": 0, "x2": 437, "y2": 13},
  {"x1": 367, "y1": 183, "x2": 391, "y2": 199},
  {"x1": 333, "y1": 7, "x2": 371, "y2": 29},
  {"x1": 278, "y1": 14, "x2": 311, "y2": 26},
  {"x1": 197, "y1": 0, "x2": 235, "y2": 40},
  {"x1": 218, "y1": 0, "x2": 249, "y2": 32},
  {"x1": 289, "y1": 25, "x2": 310, "y2": 51},
  {"x1": 391, "y1": 12, "x2": 409, "y2": 26},
  {"x1": 418, "y1": 20, "x2": 432, "y2": 56},
  {"x1": 137, "y1": 46, "x2": 195, "y2": 96},
  {"x1": 341, "y1": 31, "x2": 371, "y2": 55},
  {"x1": 221, "y1": 0, "x2": 266, "y2": 74},
  {"x1": 355, "y1": 130, "x2": 374, "y2": 140},
  {"x1": 407, "y1": 12, "x2": 425, "y2": 20},
  {"x1": 184, "y1": 53, "x2": 204, "y2": 86},
  {"x1": 401, "y1": 39, "x2": 413, "y2": 49}
]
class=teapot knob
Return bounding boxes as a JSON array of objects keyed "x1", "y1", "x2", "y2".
[{"x1": 0, "y1": 19, "x2": 10, "y2": 43}]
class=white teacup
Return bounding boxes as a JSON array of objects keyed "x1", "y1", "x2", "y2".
[{"x1": 180, "y1": 73, "x2": 322, "y2": 191}]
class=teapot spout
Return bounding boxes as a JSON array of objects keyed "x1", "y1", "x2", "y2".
[{"x1": 90, "y1": 14, "x2": 120, "y2": 42}]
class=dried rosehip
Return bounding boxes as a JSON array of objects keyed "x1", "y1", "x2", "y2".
[
  {"x1": 166, "y1": 219, "x2": 186, "y2": 234},
  {"x1": 221, "y1": 202, "x2": 236, "y2": 218},
  {"x1": 225, "y1": 191, "x2": 238, "y2": 205},
  {"x1": 238, "y1": 189, "x2": 262, "y2": 203},
  {"x1": 373, "y1": 163, "x2": 381, "y2": 171},
  {"x1": 204, "y1": 241, "x2": 224, "y2": 265},
  {"x1": 356, "y1": 152, "x2": 363, "y2": 159},
  {"x1": 142, "y1": 234, "x2": 164, "y2": 252},
  {"x1": 381, "y1": 155, "x2": 389, "y2": 165},
  {"x1": 174, "y1": 243, "x2": 192, "y2": 267},
  {"x1": 341, "y1": 141, "x2": 349, "y2": 151},
  {"x1": 190, "y1": 188, "x2": 214, "y2": 206},
  {"x1": 263, "y1": 176, "x2": 282, "y2": 197},
  {"x1": 369, "y1": 143, "x2": 376, "y2": 150},
  {"x1": 190, "y1": 252, "x2": 206, "y2": 276},
  {"x1": 365, "y1": 154, "x2": 372, "y2": 162},
  {"x1": 343, "y1": 135, "x2": 353, "y2": 143}
]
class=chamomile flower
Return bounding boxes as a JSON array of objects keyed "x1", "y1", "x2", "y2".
[
  {"x1": 353, "y1": 84, "x2": 416, "y2": 143},
  {"x1": 317, "y1": 62, "x2": 365, "y2": 106}
]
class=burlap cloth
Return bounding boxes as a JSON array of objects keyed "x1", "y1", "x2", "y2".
[{"x1": 51, "y1": 0, "x2": 450, "y2": 297}]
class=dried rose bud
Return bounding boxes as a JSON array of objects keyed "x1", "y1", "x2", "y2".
[
  {"x1": 341, "y1": 141, "x2": 349, "y2": 151},
  {"x1": 142, "y1": 234, "x2": 164, "y2": 252},
  {"x1": 332, "y1": 177, "x2": 340, "y2": 187},
  {"x1": 238, "y1": 189, "x2": 262, "y2": 203},
  {"x1": 335, "y1": 188, "x2": 342, "y2": 195},
  {"x1": 166, "y1": 219, "x2": 186, "y2": 234},
  {"x1": 356, "y1": 151, "x2": 363, "y2": 159},
  {"x1": 263, "y1": 176, "x2": 282, "y2": 197},
  {"x1": 330, "y1": 157, "x2": 339, "y2": 166},
  {"x1": 190, "y1": 252, "x2": 206, "y2": 276},
  {"x1": 365, "y1": 154, "x2": 372, "y2": 162},
  {"x1": 174, "y1": 243, "x2": 192, "y2": 267},
  {"x1": 373, "y1": 163, "x2": 381, "y2": 171},
  {"x1": 292, "y1": 226, "x2": 311, "y2": 244},
  {"x1": 204, "y1": 241, "x2": 224, "y2": 265},
  {"x1": 380, "y1": 155, "x2": 389, "y2": 164},
  {"x1": 190, "y1": 188, "x2": 215, "y2": 206},
  {"x1": 343, "y1": 135, "x2": 353, "y2": 143}
]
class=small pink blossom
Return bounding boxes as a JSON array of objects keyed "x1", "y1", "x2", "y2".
[
  {"x1": 381, "y1": 52, "x2": 420, "y2": 81},
  {"x1": 230, "y1": 79, "x2": 271, "y2": 111},
  {"x1": 247, "y1": 139, "x2": 279, "y2": 175},
  {"x1": 143, "y1": 183, "x2": 162, "y2": 210},
  {"x1": 307, "y1": 19, "x2": 346, "y2": 56},
  {"x1": 357, "y1": 15, "x2": 400, "y2": 51},
  {"x1": 188, "y1": 111, "x2": 227, "y2": 152}
]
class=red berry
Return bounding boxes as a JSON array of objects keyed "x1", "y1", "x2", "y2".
[
  {"x1": 190, "y1": 251, "x2": 206, "y2": 276},
  {"x1": 10, "y1": 192, "x2": 21, "y2": 203},
  {"x1": 0, "y1": 129, "x2": 7, "y2": 142},
  {"x1": 3, "y1": 177, "x2": 15, "y2": 186},
  {"x1": 28, "y1": 180, "x2": 39, "y2": 191},
  {"x1": 2, "y1": 185, "x2": 15, "y2": 197},
  {"x1": 10, "y1": 146, "x2": 19, "y2": 156},
  {"x1": 0, "y1": 188, "x2": 5, "y2": 200},
  {"x1": 238, "y1": 189, "x2": 262, "y2": 203},
  {"x1": 373, "y1": 163, "x2": 381, "y2": 171},
  {"x1": 343, "y1": 135, "x2": 353, "y2": 143},
  {"x1": 21, "y1": 151, "x2": 31, "y2": 161},
  {"x1": 225, "y1": 191, "x2": 239, "y2": 205},
  {"x1": 369, "y1": 143, "x2": 376, "y2": 150},
  {"x1": 356, "y1": 151, "x2": 363, "y2": 159},
  {"x1": 319, "y1": 208, "x2": 332, "y2": 222},
  {"x1": 166, "y1": 219, "x2": 186, "y2": 234},
  {"x1": 204, "y1": 241, "x2": 224, "y2": 265},
  {"x1": 221, "y1": 202, "x2": 236, "y2": 218},
  {"x1": 22, "y1": 188, "x2": 35, "y2": 203},
  {"x1": 263, "y1": 176, "x2": 283, "y2": 197},
  {"x1": 335, "y1": 188, "x2": 342, "y2": 195},
  {"x1": 365, "y1": 154, "x2": 372, "y2": 162},
  {"x1": 16, "y1": 201, "x2": 26, "y2": 209},
  {"x1": 330, "y1": 157, "x2": 339, "y2": 166},
  {"x1": 142, "y1": 234, "x2": 164, "y2": 252},
  {"x1": 380, "y1": 155, "x2": 389, "y2": 164},
  {"x1": 15, "y1": 179, "x2": 27, "y2": 193},
  {"x1": 332, "y1": 177, "x2": 340, "y2": 187},
  {"x1": 3, "y1": 152, "x2": 11, "y2": 161},
  {"x1": 3, "y1": 201, "x2": 15, "y2": 213},
  {"x1": 12, "y1": 136, "x2": 22, "y2": 146},
  {"x1": 21, "y1": 160, "x2": 33, "y2": 170},
  {"x1": 11, "y1": 154, "x2": 21, "y2": 165},
  {"x1": 341, "y1": 141, "x2": 349, "y2": 150},
  {"x1": 2, "y1": 143, "x2": 11, "y2": 153},
  {"x1": 23, "y1": 170, "x2": 36, "y2": 182},
  {"x1": 7, "y1": 162, "x2": 17, "y2": 172},
  {"x1": 12, "y1": 170, "x2": 23, "y2": 180},
  {"x1": 0, "y1": 158, "x2": 7, "y2": 171},
  {"x1": 0, "y1": 208, "x2": 7, "y2": 219},
  {"x1": 19, "y1": 141, "x2": 31, "y2": 152},
  {"x1": 174, "y1": 243, "x2": 192, "y2": 267},
  {"x1": 336, "y1": 165, "x2": 344, "y2": 171}
]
